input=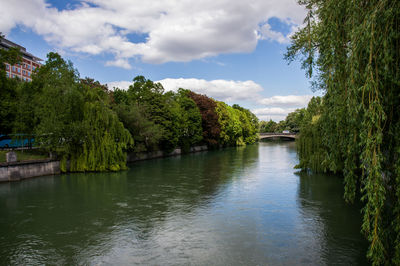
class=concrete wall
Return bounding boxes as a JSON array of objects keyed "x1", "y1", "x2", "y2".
[
  {"x1": 0, "y1": 145, "x2": 208, "y2": 182},
  {"x1": 127, "y1": 145, "x2": 208, "y2": 162},
  {"x1": 0, "y1": 159, "x2": 60, "y2": 182}
]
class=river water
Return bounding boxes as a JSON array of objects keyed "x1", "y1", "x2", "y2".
[{"x1": 0, "y1": 142, "x2": 368, "y2": 265}]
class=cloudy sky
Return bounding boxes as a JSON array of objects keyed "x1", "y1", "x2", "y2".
[{"x1": 0, "y1": 0, "x2": 319, "y2": 121}]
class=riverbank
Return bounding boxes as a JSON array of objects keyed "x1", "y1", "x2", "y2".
[{"x1": 0, "y1": 145, "x2": 208, "y2": 182}]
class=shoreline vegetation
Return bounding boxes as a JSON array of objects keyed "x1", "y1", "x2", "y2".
[
  {"x1": 0, "y1": 50, "x2": 259, "y2": 173},
  {"x1": 286, "y1": 0, "x2": 400, "y2": 264}
]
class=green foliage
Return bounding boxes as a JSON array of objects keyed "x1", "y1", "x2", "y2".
[
  {"x1": 215, "y1": 102, "x2": 259, "y2": 146},
  {"x1": 216, "y1": 102, "x2": 243, "y2": 146},
  {"x1": 0, "y1": 76, "x2": 20, "y2": 134},
  {"x1": 293, "y1": 97, "x2": 325, "y2": 172},
  {"x1": 112, "y1": 78, "x2": 204, "y2": 153},
  {"x1": 188, "y1": 91, "x2": 221, "y2": 148},
  {"x1": 32, "y1": 52, "x2": 133, "y2": 172},
  {"x1": 13, "y1": 81, "x2": 36, "y2": 136},
  {"x1": 188, "y1": 92, "x2": 258, "y2": 148},
  {"x1": 287, "y1": 0, "x2": 400, "y2": 264},
  {"x1": 232, "y1": 104, "x2": 259, "y2": 144},
  {"x1": 0, "y1": 41, "x2": 22, "y2": 134},
  {"x1": 259, "y1": 120, "x2": 277, "y2": 133},
  {"x1": 284, "y1": 108, "x2": 306, "y2": 133},
  {"x1": 114, "y1": 101, "x2": 163, "y2": 153},
  {"x1": 122, "y1": 76, "x2": 181, "y2": 153},
  {"x1": 259, "y1": 108, "x2": 305, "y2": 134},
  {"x1": 3, "y1": 49, "x2": 258, "y2": 173},
  {"x1": 31, "y1": 52, "x2": 83, "y2": 151},
  {"x1": 175, "y1": 89, "x2": 203, "y2": 152}
]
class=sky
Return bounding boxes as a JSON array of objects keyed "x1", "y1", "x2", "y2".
[{"x1": 0, "y1": 0, "x2": 321, "y2": 121}]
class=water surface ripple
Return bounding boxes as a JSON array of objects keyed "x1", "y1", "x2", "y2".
[{"x1": 0, "y1": 142, "x2": 368, "y2": 265}]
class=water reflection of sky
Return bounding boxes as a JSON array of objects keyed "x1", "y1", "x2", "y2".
[{"x1": 0, "y1": 142, "x2": 367, "y2": 265}]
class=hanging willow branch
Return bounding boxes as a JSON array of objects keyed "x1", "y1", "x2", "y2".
[{"x1": 286, "y1": 0, "x2": 400, "y2": 264}]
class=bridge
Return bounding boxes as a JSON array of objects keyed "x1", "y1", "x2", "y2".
[{"x1": 259, "y1": 133, "x2": 298, "y2": 140}]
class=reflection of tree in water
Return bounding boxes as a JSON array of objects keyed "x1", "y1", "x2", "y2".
[
  {"x1": 296, "y1": 171, "x2": 369, "y2": 265},
  {"x1": 197, "y1": 145, "x2": 259, "y2": 195},
  {"x1": 0, "y1": 145, "x2": 259, "y2": 265}
]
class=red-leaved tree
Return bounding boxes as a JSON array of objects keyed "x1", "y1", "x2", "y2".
[{"x1": 188, "y1": 91, "x2": 221, "y2": 148}]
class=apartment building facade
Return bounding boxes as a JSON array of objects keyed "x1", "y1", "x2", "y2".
[{"x1": 1, "y1": 37, "x2": 42, "y2": 82}]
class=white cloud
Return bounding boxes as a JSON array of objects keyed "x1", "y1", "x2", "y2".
[
  {"x1": 0, "y1": 0, "x2": 306, "y2": 66},
  {"x1": 158, "y1": 78, "x2": 263, "y2": 102},
  {"x1": 258, "y1": 95, "x2": 313, "y2": 107},
  {"x1": 252, "y1": 107, "x2": 297, "y2": 121},
  {"x1": 106, "y1": 80, "x2": 132, "y2": 90},
  {"x1": 253, "y1": 95, "x2": 313, "y2": 121},
  {"x1": 253, "y1": 107, "x2": 295, "y2": 116},
  {"x1": 105, "y1": 58, "x2": 132, "y2": 69},
  {"x1": 107, "y1": 77, "x2": 264, "y2": 102},
  {"x1": 258, "y1": 23, "x2": 289, "y2": 44}
]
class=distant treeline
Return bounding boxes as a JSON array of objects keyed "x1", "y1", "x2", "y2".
[
  {"x1": 259, "y1": 108, "x2": 305, "y2": 133},
  {"x1": 0, "y1": 51, "x2": 258, "y2": 172}
]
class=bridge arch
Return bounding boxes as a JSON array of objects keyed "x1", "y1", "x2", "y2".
[{"x1": 259, "y1": 133, "x2": 297, "y2": 140}]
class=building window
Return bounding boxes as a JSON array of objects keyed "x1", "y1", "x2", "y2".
[
  {"x1": 17, "y1": 68, "x2": 21, "y2": 73},
  {"x1": 23, "y1": 70, "x2": 26, "y2": 75},
  {"x1": 12, "y1": 66, "x2": 16, "y2": 72},
  {"x1": 32, "y1": 66, "x2": 36, "y2": 71},
  {"x1": 27, "y1": 65, "x2": 31, "y2": 70},
  {"x1": 28, "y1": 71, "x2": 31, "y2": 76},
  {"x1": 6, "y1": 64, "x2": 9, "y2": 70},
  {"x1": 6, "y1": 72, "x2": 9, "y2": 78},
  {"x1": 12, "y1": 74, "x2": 16, "y2": 78}
]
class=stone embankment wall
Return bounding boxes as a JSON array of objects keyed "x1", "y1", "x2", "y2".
[
  {"x1": 0, "y1": 159, "x2": 60, "y2": 182},
  {"x1": 0, "y1": 146, "x2": 208, "y2": 182},
  {"x1": 127, "y1": 145, "x2": 208, "y2": 162}
]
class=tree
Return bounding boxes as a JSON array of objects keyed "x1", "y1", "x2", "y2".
[
  {"x1": 175, "y1": 89, "x2": 203, "y2": 152},
  {"x1": 284, "y1": 108, "x2": 306, "y2": 133},
  {"x1": 188, "y1": 91, "x2": 221, "y2": 148},
  {"x1": 32, "y1": 52, "x2": 132, "y2": 171},
  {"x1": 114, "y1": 98, "x2": 163, "y2": 153},
  {"x1": 76, "y1": 84, "x2": 133, "y2": 171},
  {"x1": 293, "y1": 97, "x2": 324, "y2": 171},
  {"x1": 286, "y1": 1, "x2": 400, "y2": 264},
  {"x1": 13, "y1": 81, "x2": 37, "y2": 138},
  {"x1": 126, "y1": 76, "x2": 180, "y2": 152},
  {"x1": 259, "y1": 120, "x2": 277, "y2": 133},
  {"x1": 0, "y1": 36, "x2": 22, "y2": 134},
  {"x1": 232, "y1": 104, "x2": 259, "y2": 144},
  {"x1": 113, "y1": 77, "x2": 203, "y2": 153},
  {"x1": 216, "y1": 101, "x2": 243, "y2": 146}
]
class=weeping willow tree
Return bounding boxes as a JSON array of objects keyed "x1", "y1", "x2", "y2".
[
  {"x1": 33, "y1": 53, "x2": 133, "y2": 172},
  {"x1": 286, "y1": 0, "x2": 400, "y2": 264},
  {"x1": 64, "y1": 84, "x2": 133, "y2": 172},
  {"x1": 294, "y1": 97, "x2": 327, "y2": 172}
]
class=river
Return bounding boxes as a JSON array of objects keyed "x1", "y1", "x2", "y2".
[{"x1": 0, "y1": 142, "x2": 368, "y2": 265}]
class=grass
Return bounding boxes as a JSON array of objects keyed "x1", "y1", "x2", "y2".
[{"x1": 0, "y1": 149, "x2": 49, "y2": 163}]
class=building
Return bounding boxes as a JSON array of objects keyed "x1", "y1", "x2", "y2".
[{"x1": 1, "y1": 37, "x2": 42, "y2": 82}]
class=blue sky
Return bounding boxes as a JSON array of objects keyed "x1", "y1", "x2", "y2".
[{"x1": 0, "y1": 0, "x2": 319, "y2": 121}]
